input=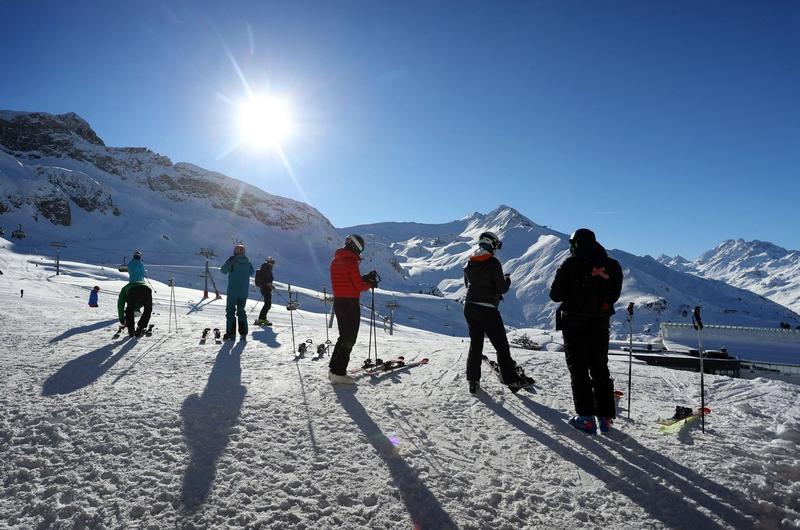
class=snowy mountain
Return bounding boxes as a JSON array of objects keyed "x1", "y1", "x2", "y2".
[
  {"x1": 0, "y1": 110, "x2": 341, "y2": 290},
  {"x1": 1, "y1": 242, "x2": 799, "y2": 529},
  {"x1": 658, "y1": 239, "x2": 800, "y2": 316},
  {"x1": 2, "y1": 110, "x2": 799, "y2": 339},
  {"x1": 344, "y1": 206, "x2": 800, "y2": 336}
]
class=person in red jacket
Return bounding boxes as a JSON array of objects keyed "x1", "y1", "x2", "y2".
[{"x1": 328, "y1": 234, "x2": 379, "y2": 384}]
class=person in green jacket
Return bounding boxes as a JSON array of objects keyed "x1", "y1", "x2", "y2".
[
  {"x1": 117, "y1": 281, "x2": 153, "y2": 337},
  {"x1": 221, "y1": 243, "x2": 254, "y2": 340}
]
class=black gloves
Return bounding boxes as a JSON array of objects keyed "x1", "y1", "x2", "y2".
[{"x1": 361, "y1": 270, "x2": 380, "y2": 288}]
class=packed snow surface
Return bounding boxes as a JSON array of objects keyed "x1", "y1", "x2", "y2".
[{"x1": 1, "y1": 245, "x2": 799, "y2": 529}]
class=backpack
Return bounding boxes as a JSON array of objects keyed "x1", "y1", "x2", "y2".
[
  {"x1": 255, "y1": 267, "x2": 265, "y2": 287},
  {"x1": 570, "y1": 259, "x2": 615, "y2": 318}
]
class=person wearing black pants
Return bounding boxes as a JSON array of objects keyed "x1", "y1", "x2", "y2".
[
  {"x1": 464, "y1": 303, "x2": 519, "y2": 386},
  {"x1": 328, "y1": 298, "x2": 361, "y2": 376},
  {"x1": 327, "y1": 235, "x2": 377, "y2": 384},
  {"x1": 550, "y1": 228, "x2": 623, "y2": 434},
  {"x1": 562, "y1": 321, "x2": 615, "y2": 419},
  {"x1": 117, "y1": 282, "x2": 153, "y2": 337},
  {"x1": 463, "y1": 231, "x2": 529, "y2": 394},
  {"x1": 255, "y1": 257, "x2": 275, "y2": 325}
]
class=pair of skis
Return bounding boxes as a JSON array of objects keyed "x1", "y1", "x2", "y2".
[
  {"x1": 199, "y1": 328, "x2": 222, "y2": 345},
  {"x1": 480, "y1": 355, "x2": 535, "y2": 392},
  {"x1": 348, "y1": 356, "x2": 430, "y2": 378},
  {"x1": 658, "y1": 406, "x2": 711, "y2": 434}
]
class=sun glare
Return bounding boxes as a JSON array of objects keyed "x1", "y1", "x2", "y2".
[{"x1": 238, "y1": 96, "x2": 293, "y2": 149}]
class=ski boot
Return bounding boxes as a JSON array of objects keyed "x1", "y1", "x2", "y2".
[
  {"x1": 597, "y1": 417, "x2": 613, "y2": 433},
  {"x1": 469, "y1": 381, "x2": 479, "y2": 394},
  {"x1": 329, "y1": 372, "x2": 356, "y2": 385},
  {"x1": 568, "y1": 415, "x2": 597, "y2": 434},
  {"x1": 222, "y1": 333, "x2": 236, "y2": 341}
]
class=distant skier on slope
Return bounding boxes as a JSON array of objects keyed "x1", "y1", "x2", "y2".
[
  {"x1": 254, "y1": 256, "x2": 275, "y2": 326},
  {"x1": 549, "y1": 228, "x2": 623, "y2": 434},
  {"x1": 221, "y1": 243, "x2": 254, "y2": 341},
  {"x1": 328, "y1": 234, "x2": 379, "y2": 384},
  {"x1": 127, "y1": 250, "x2": 146, "y2": 282},
  {"x1": 117, "y1": 281, "x2": 153, "y2": 337},
  {"x1": 88, "y1": 285, "x2": 100, "y2": 307},
  {"x1": 463, "y1": 231, "x2": 530, "y2": 394}
]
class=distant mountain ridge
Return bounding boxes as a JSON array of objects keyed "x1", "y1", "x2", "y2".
[
  {"x1": 658, "y1": 239, "x2": 800, "y2": 316},
  {"x1": 2, "y1": 110, "x2": 798, "y2": 336},
  {"x1": 343, "y1": 207, "x2": 800, "y2": 335}
]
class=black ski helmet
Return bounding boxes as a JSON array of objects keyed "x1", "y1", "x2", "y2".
[
  {"x1": 133, "y1": 250, "x2": 142, "y2": 260},
  {"x1": 265, "y1": 256, "x2": 275, "y2": 265},
  {"x1": 345, "y1": 234, "x2": 365, "y2": 255},
  {"x1": 478, "y1": 231, "x2": 502, "y2": 252},
  {"x1": 569, "y1": 228, "x2": 596, "y2": 254}
]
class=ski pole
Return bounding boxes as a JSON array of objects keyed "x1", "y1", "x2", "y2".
[
  {"x1": 627, "y1": 302, "x2": 634, "y2": 419},
  {"x1": 367, "y1": 288, "x2": 375, "y2": 364},
  {"x1": 693, "y1": 306, "x2": 705, "y2": 433},
  {"x1": 288, "y1": 287, "x2": 297, "y2": 357},
  {"x1": 371, "y1": 287, "x2": 378, "y2": 362},
  {"x1": 323, "y1": 287, "x2": 330, "y2": 343}
]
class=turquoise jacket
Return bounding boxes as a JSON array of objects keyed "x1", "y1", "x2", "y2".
[
  {"x1": 127, "y1": 258, "x2": 146, "y2": 282},
  {"x1": 221, "y1": 254, "x2": 254, "y2": 299}
]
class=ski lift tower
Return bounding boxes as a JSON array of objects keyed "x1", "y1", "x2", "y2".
[
  {"x1": 386, "y1": 299, "x2": 399, "y2": 335},
  {"x1": 50, "y1": 242, "x2": 67, "y2": 275},
  {"x1": 198, "y1": 248, "x2": 221, "y2": 299}
]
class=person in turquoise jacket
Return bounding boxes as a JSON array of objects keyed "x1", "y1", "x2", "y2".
[
  {"x1": 221, "y1": 243, "x2": 254, "y2": 340},
  {"x1": 127, "y1": 250, "x2": 146, "y2": 282}
]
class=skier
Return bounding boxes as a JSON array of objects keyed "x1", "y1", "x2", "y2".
[
  {"x1": 127, "y1": 250, "x2": 146, "y2": 282},
  {"x1": 117, "y1": 281, "x2": 153, "y2": 337},
  {"x1": 88, "y1": 285, "x2": 100, "y2": 307},
  {"x1": 549, "y1": 228, "x2": 623, "y2": 434},
  {"x1": 463, "y1": 231, "x2": 529, "y2": 394},
  {"x1": 328, "y1": 234, "x2": 379, "y2": 384},
  {"x1": 221, "y1": 243, "x2": 254, "y2": 340},
  {"x1": 254, "y1": 257, "x2": 275, "y2": 326}
]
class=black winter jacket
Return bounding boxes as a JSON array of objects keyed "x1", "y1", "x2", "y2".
[
  {"x1": 463, "y1": 250, "x2": 510, "y2": 307},
  {"x1": 549, "y1": 241, "x2": 623, "y2": 326}
]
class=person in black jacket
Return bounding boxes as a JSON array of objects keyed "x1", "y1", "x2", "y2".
[
  {"x1": 463, "y1": 231, "x2": 530, "y2": 394},
  {"x1": 255, "y1": 257, "x2": 275, "y2": 326},
  {"x1": 549, "y1": 228, "x2": 623, "y2": 434}
]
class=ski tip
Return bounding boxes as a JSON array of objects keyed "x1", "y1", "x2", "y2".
[
  {"x1": 614, "y1": 390, "x2": 624, "y2": 397},
  {"x1": 420, "y1": 358, "x2": 429, "y2": 364}
]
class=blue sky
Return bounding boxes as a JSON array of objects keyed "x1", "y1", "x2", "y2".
[{"x1": 1, "y1": 1, "x2": 798, "y2": 258}]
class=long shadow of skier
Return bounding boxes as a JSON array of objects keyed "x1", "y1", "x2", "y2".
[
  {"x1": 335, "y1": 388, "x2": 458, "y2": 530},
  {"x1": 180, "y1": 340, "x2": 247, "y2": 512},
  {"x1": 48, "y1": 318, "x2": 119, "y2": 344},
  {"x1": 42, "y1": 339, "x2": 137, "y2": 395},
  {"x1": 479, "y1": 392, "x2": 753, "y2": 529},
  {"x1": 251, "y1": 326, "x2": 280, "y2": 348}
]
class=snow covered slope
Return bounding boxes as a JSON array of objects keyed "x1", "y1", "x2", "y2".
[
  {"x1": 659, "y1": 239, "x2": 800, "y2": 316},
  {"x1": 0, "y1": 110, "x2": 341, "y2": 290},
  {"x1": 2, "y1": 110, "x2": 798, "y2": 339},
  {"x1": 1, "y1": 241, "x2": 799, "y2": 529},
  {"x1": 344, "y1": 206, "x2": 800, "y2": 336}
]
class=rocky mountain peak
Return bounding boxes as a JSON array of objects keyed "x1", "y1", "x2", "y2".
[{"x1": 0, "y1": 110, "x2": 105, "y2": 157}]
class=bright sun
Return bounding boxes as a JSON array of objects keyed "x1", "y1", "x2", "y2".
[{"x1": 238, "y1": 96, "x2": 293, "y2": 149}]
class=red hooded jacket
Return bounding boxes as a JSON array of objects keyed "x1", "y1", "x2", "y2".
[{"x1": 330, "y1": 248, "x2": 371, "y2": 298}]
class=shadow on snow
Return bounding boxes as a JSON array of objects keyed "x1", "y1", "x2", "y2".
[
  {"x1": 478, "y1": 392, "x2": 753, "y2": 529},
  {"x1": 180, "y1": 340, "x2": 247, "y2": 512},
  {"x1": 48, "y1": 318, "x2": 119, "y2": 344},
  {"x1": 335, "y1": 387, "x2": 458, "y2": 530},
  {"x1": 42, "y1": 338, "x2": 136, "y2": 395}
]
